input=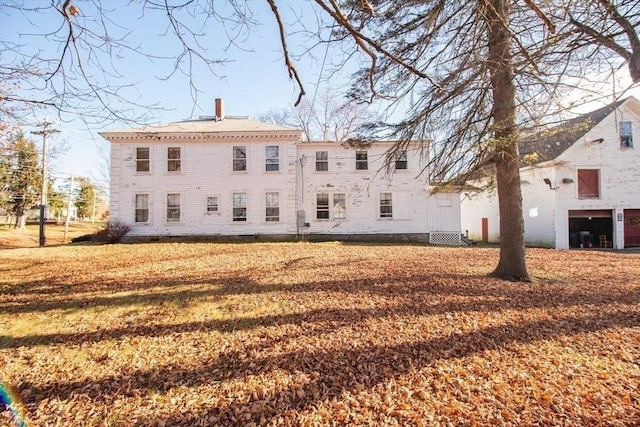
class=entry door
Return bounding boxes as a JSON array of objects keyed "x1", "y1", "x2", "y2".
[
  {"x1": 481, "y1": 218, "x2": 488, "y2": 242},
  {"x1": 624, "y1": 209, "x2": 640, "y2": 247}
]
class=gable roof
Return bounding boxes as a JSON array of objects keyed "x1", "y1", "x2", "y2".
[{"x1": 519, "y1": 97, "x2": 631, "y2": 164}]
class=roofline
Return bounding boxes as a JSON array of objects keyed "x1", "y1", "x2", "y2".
[{"x1": 99, "y1": 130, "x2": 304, "y2": 142}]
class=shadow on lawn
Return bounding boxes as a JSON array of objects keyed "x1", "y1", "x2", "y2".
[
  {"x1": 3, "y1": 271, "x2": 640, "y2": 349},
  {"x1": 16, "y1": 308, "x2": 639, "y2": 425}
]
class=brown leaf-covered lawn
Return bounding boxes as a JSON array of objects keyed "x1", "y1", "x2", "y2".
[{"x1": 1, "y1": 242, "x2": 639, "y2": 426}]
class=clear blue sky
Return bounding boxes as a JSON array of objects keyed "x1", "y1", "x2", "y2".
[
  {"x1": 1, "y1": 1, "x2": 638, "y2": 190},
  {"x1": 1, "y1": 1, "x2": 346, "y2": 186}
]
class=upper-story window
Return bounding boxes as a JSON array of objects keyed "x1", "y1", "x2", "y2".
[
  {"x1": 355, "y1": 150, "x2": 368, "y2": 170},
  {"x1": 577, "y1": 169, "x2": 600, "y2": 199},
  {"x1": 136, "y1": 147, "x2": 150, "y2": 172},
  {"x1": 266, "y1": 146, "x2": 279, "y2": 171},
  {"x1": 167, "y1": 147, "x2": 181, "y2": 172},
  {"x1": 620, "y1": 121, "x2": 633, "y2": 148},
  {"x1": 316, "y1": 151, "x2": 329, "y2": 172},
  {"x1": 395, "y1": 150, "x2": 407, "y2": 170},
  {"x1": 233, "y1": 146, "x2": 247, "y2": 171}
]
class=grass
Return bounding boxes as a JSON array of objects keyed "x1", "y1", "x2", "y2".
[
  {"x1": 1, "y1": 242, "x2": 639, "y2": 426},
  {"x1": 0, "y1": 222, "x2": 103, "y2": 249}
]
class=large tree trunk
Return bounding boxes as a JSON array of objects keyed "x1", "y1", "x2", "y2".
[
  {"x1": 14, "y1": 198, "x2": 26, "y2": 230},
  {"x1": 484, "y1": 0, "x2": 531, "y2": 281}
]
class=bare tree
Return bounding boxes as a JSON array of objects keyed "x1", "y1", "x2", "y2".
[
  {"x1": 2, "y1": 0, "x2": 638, "y2": 280},
  {"x1": 258, "y1": 88, "x2": 380, "y2": 141}
]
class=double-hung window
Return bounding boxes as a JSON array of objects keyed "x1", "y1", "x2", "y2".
[
  {"x1": 265, "y1": 192, "x2": 279, "y2": 222},
  {"x1": 135, "y1": 194, "x2": 149, "y2": 223},
  {"x1": 620, "y1": 121, "x2": 633, "y2": 148},
  {"x1": 316, "y1": 151, "x2": 329, "y2": 171},
  {"x1": 355, "y1": 150, "x2": 368, "y2": 170},
  {"x1": 266, "y1": 146, "x2": 279, "y2": 171},
  {"x1": 233, "y1": 192, "x2": 247, "y2": 221},
  {"x1": 136, "y1": 147, "x2": 150, "y2": 172},
  {"x1": 333, "y1": 193, "x2": 346, "y2": 219},
  {"x1": 233, "y1": 146, "x2": 247, "y2": 171},
  {"x1": 207, "y1": 196, "x2": 219, "y2": 213},
  {"x1": 395, "y1": 151, "x2": 407, "y2": 170},
  {"x1": 380, "y1": 193, "x2": 393, "y2": 218},
  {"x1": 167, "y1": 147, "x2": 181, "y2": 172},
  {"x1": 316, "y1": 193, "x2": 346, "y2": 220},
  {"x1": 167, "y1": 193, "x2": 181, "y2": 222},
  {"x1": 316, "y1": 194, "x2": 330, "y2": 219}
]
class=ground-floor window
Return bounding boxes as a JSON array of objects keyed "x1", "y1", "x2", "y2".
[
  {"x1": 166, "y1": 193, "x2": 181, "y2": 222},
  {"x1": 135, "y1": 194, "x2": 149, "y2": 223},
  {"x1": 233, "y1": 192, "x2": 247, "y2": 221},
  {"x1": 380, "y1": 193, "x2": 393, "y2": 218},
  {"x1": 266, "y1": 192, "x2": 279, "y2": 222}
]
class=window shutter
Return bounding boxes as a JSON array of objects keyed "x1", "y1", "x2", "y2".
[{"x1": 577, "y1": 169, "x2": 599, "y2": 198}]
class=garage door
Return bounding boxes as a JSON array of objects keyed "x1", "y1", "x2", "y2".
[{"x1": 624, "y1": 209, "x2": 640, "y2": 247}]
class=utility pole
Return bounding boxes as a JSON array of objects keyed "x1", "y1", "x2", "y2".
[
  {"x1": 63, "y1": 175, "x2": 74, "y2": 241},
  {"x1": 31, "y1": 120, "x2": 60, "y2": 247},
  {"x1": 91, "y1": 187, "x2": 97, "y2": 224}
]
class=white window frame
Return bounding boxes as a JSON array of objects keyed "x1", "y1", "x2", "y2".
[
  {"x1": 167, "y1": 147, "x2": 181, "y2": 172},
  {"x1": 265, "y1": 192, "x2": 280, "y2": 222},
  {"x1": 135, "y1": 147, "x2": 150, "y2": 173},
  {"x1": 620, "y1": 121, "x2": 633, "y2": 148},
  {"x1": 395, "y1": 151, "x2": 407, "y2": 170},
  {"x1": 134, "y1": 193, "x2": 150, "y2": 223},
  {"x1": 355, "y1": 150, "x2": 368, "y2": 170},
  {"x1": 166, "y1": 193, "x2": 181, "y2": 223},
  {"x1": 233, "y1": 192, "x2": 247, "y2": 222},
  {"x1": 233, "y1": 146, "x2": 247, "y2": 171},
  {"x1": 206, "y1": 196, "x2": 219, "y2": 213},
  {"x1": 333, "y1": 193, "x2": 346, "y2": 220},
  {"x1": 316, "y1": 151, "x2": 329, "y2": 172},
  {"x1": 380, "y1": 192, "x2": 393, "y2": 219},
  {"x1": 266, "y1": 146, "x2": 279, "y2": 172},
  {"x1": 316, "y1": 193, "x2": 330, "y2": 219}
]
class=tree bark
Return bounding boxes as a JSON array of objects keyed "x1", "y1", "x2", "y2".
[{"x1": 484, "y1": 0, "x2": 531, "y2": 281}]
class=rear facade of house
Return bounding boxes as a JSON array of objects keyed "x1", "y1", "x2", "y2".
[{"x1": 102, "y1": 99, "x2": 461, "y2": 243}]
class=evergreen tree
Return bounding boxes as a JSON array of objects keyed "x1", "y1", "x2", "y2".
[{"x1": 1, "y1": 133, "x2": 42, "y2": 229}]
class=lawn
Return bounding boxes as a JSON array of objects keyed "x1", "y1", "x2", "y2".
[
  {"x1": 1, "y1": 242, "x2": 638, "y2": 426},
  {"x1": 0, "y1": 222, "x2": 103, "y2": 249}
]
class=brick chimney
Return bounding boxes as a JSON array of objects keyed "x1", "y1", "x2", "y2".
[{"x1": 215, "y1": 98, "x2": 225, "y2": 121}]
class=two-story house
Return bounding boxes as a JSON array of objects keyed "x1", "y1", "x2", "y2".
[
  {"x1": 461, "y1": 96, "x2": 640, "y2": 249},
  {"x1": 101, "y1": 99, "x2": 462, "y2": 243}
]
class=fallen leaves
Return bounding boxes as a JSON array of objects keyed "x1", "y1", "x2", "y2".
[{"x1": 0, "y1": 243, "x2": 639, "y2": 426}]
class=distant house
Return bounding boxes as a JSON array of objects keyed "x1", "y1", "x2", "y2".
[
  {"x1": 461, "y1": 96, "x2": 640, "y2": 249},
  {"x1": 100, "y1": 99, "x2": 461, "y2": 243}
]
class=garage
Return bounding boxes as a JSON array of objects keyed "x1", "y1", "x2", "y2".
[
  {"x1": 568, "y1": 209, "x2": 613, "y2": 248},
  {"x1": 624, "y1": 209, "x2": 640, "y2": 247}
]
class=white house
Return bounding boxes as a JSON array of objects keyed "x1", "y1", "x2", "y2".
[
  {"x1": 100, "y1": 99, "x2": 461, "y2": 243},
  {"x1": 461, "y1": 96, "x2": 640, "y2": 249}
]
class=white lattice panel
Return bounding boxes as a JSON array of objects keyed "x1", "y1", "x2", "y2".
[{"x1": 429, "y1": 232, "x2": 461, "y2": 245}]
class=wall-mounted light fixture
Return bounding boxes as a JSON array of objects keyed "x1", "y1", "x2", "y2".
[
  {"x1": 543, "y1": 178, "x2": 558, "y2": 190},
  {"x1": 586, "y1": 137, "x2": 604, "y2": 146},
  {"x1": 562, "y1": 178, "x2": 574, "y2": 184}
]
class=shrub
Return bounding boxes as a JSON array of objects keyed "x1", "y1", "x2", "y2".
[{"x1": 92, "y1": 219, "x2": 131, "y2": 244}]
